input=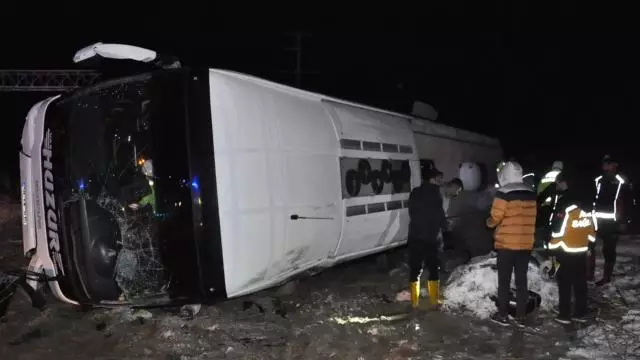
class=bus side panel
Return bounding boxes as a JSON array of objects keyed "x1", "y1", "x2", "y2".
[
  {"x1": 209, "y1": 71, "x2": 342, "y2": 298},
  {"x1": 325, "y1": 101, "x2": 417, "y2": 260}
]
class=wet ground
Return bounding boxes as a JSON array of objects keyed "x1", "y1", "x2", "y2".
[{"x1": 1, "y1": 210, "x2": 639, "y2": 359}]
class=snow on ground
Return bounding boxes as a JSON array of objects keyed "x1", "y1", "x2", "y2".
[
  {"x1": 567, "y1": 309, "x2": 640, "y2": 360},
  {"x1": 2, "y1": 225, "x2": 640, "y2": 359},
  {"x1": 442, "y1": 240, "x2": 640, "y2": 360},
  {"x1": 566, "y1": 251, "x2": 640, "y2": 360},
  {"x1": 442, "y1": 252, "x2": 558, "y2": 319}
]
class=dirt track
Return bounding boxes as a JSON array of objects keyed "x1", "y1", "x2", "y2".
[
  {"x1": 1, "y1": 207, "x2": 637, "y2": 359},
  {"x1": 0, "y1": 245, "x2": 577, "y2": 359}
]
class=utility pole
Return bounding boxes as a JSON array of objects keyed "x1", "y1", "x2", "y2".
[
  {"x1": 282, "y1": 32, "x2": 318, "y2": 88},
  {"x1": 294, "y1": 32, "x2": 302, "y2": 87}
]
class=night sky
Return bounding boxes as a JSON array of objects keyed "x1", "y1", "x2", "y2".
[{"x1": 0, "y1": 29, "x2": 637, "y2": 191}]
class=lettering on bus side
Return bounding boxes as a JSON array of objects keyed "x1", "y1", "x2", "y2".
[{"x1": 41, "y1": 128, "x2": 65, "y2": 276}]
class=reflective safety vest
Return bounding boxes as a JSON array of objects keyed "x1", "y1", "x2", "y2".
[
  {"x1": 538, "y1": 170, "x2": 561, "y2": 205},
  {"x1": 592, "y1": 174, "x2": 625, "y2": 229},
  {"x1": 549, "y1": 204, "x2": 596, "y2": 253},
  {"x1": 547, "y1": 194, "x2": 559, "y2": 225}
]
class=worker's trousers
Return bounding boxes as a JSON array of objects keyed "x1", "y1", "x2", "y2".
[
  {"x1": 408, "y1": 238, "x2": 440, "y2": 282},
  {"x1": 556, "y1": 251, "x2": 588, "y2": 318},
  {"x1": 588, "y1": 222, "x2": 619, "y2": 281},
  {"x1": 496, "y1": 249, "x2": 529, "y2": 318}
]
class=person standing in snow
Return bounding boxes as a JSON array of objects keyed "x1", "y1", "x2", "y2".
[
  {"x1": 486, "y1": 161, "x2": 537, "y2": 327},
  {"x1": 535, "y1": 161, "x2": 563, "y2": 248},
  {"x1": 537, "y1": 161, "x2": 563, "y2": 201},
  {"x1": 590, "y1": 155, "x2": 629, "y2": 285},
  {"x1": 547, "y1": 172, "x2": 596, "y2": 324},
  {"x1": 407, "y1": 168, "x2": 447, "y2": 309}
]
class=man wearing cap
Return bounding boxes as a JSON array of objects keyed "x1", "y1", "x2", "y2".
[{"x1": 590, "y1": 155, "x2": 629, "y2": 285}]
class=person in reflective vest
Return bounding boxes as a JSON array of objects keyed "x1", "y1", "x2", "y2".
[
  {"x1": 548, "y1": 173, "x2": 596, "y2": 324},
  {"x1": 590, "y1": 155, "x2": 628, "y2": 285},
  {"x1": 534, "y1": 163, "x2": 563, "y2": 253},
  {"x1": 537, "y1": 161, "x2": 563, "y2": 205}
]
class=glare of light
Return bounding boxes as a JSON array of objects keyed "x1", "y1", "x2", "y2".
[
  {"x1": 127, "y1": 135, "x2": 131, "y2": 142},
  {"x1": 138, "y1": 158, "x2": 146, "y2": 166},
  {"x1": 197, "y1": 197, "x2": 202, "y2": 205},
  {"x1": 79, "y1": 178, "x2": 86, "y2": 190},
  {"x1": 330, "y1": 314, "x2": 407, "y2": 325},
  {"x1": 148, "y1": 180, "x2": 154, "y2": 186},
  {"x1": 494, "y1": 183, "x2": 500, "y2": 188},
  {"x1": 522, "y1": 173, "x2": 534, "y2": 178},
  {"x1": 191, "y1": 178, "x2": 199, "y2": 190}
]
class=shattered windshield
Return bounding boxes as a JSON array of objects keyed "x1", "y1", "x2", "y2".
[{"x1": 55, "y1": 71, "x2": 194, "y2": 303}]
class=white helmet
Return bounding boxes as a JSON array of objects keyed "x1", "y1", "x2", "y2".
[{"x1": 552, "y1": 161, "x2": 563, "y2": 171}]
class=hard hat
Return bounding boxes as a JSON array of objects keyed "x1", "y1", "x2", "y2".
[{"x1": 552, "y1": 161, "x2": 563, "y2": 170}]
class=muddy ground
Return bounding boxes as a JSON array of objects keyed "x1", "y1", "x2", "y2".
[{"x1": 1, "y1": 209, "x2": 638, "y2": 359}]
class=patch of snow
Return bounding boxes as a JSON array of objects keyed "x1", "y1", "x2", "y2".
[
  {"x1": 442, "y1": 253, "x2": 558, "y2": 319},
  {"x1": 566, "y1": 240, "x2": 640, "y2": 360},
  {"x1": 395, "y1": 290, "x2": 410, "y2": 302},
  {"x1": 107, "y1": 307, "x2": 153, "y2": 323},
  {"x1": 566, "y1": 309, "x2": 640, "y2": 359}
]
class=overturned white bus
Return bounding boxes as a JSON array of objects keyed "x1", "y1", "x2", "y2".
[{"x1": 18, "y1": 43, "x2": 503, "y2": 307}]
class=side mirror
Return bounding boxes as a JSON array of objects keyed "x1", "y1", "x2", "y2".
[{"x1": 73, "y1": 42, "x2": 181, "y2": 69}]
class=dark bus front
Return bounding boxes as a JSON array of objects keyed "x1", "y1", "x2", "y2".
[{"x1": 42, "y1": 69, "x2": 225, "y2": 306}]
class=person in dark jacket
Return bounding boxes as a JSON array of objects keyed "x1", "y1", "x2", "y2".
[
  {"x1": 407, "y1": 168, "x2": 447, "y2": 309},
  {"x1": 590, "y1": 155, "x2": 629, "y2": 285}
]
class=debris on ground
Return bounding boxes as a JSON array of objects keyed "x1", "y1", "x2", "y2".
[{"x1": 1, "y1": 227, "x2": 639, "y2": 359}]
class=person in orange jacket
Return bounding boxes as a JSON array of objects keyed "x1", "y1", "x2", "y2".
[{"x1": 487, "y1": 161, "x2": 537, "y2": 328}]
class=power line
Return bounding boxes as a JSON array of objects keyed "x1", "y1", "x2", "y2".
[{"x1": 0, "y1": 70, "x2": 100, "y2": 92}]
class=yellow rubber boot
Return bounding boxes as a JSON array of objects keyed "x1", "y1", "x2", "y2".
[
  {"x1": 427, "y1": 280, "x2": 443, "y2": 307},
  {"x1": 410, "y1": 281, "x2": 420, "y2": 309}
]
